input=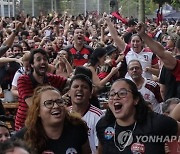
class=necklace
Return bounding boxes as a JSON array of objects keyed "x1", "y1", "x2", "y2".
[{"x1": 113, "y1": 121, "x2": 137, "y2": 152}]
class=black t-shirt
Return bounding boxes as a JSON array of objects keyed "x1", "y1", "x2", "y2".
[
  {"x1": 96, "y1": 112, "x2": 178, "y2": 154},
  {"x1": 13, "y1": 123, "x2": 88, "y2": 154},
  {"x1": 43, "y1": 123, "x2": 88, "y2": 154},
  {"x1": 159, "y1": 55, "x2": 180, "y2": 100},
  {"x1": 159, "y1": 66, "x2": 177, "y2": 100},
  {"x1": 0, "y1": 61, "x2": 20, "y2": 90}
]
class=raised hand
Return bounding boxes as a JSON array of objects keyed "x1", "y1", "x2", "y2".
[
  {"x1": 15, "y1": 58, "x2": 23, "y2": 66},
  {"x1": 15, "y1": 21, "x2": 22, "y2": 32},
  {"x1": 135, "y1": 22, "x2": 146, "y2": 36},
  {"x1": 110, "y1": 66, "x2": 119, "y2": 75},
  {"x1": 59, "y1": 55, "x2": 68, "y2": 64},
  {"x1": 103, "y1": 12, "x2": 111, "y2": 23}
]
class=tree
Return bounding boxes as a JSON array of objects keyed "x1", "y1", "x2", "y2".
[
  {"x1": 138, "y1": 0, "x2": 145, "y2": 22},
  {"x1": 145, "y1": 0, "x2": 157, "y2": 15}
]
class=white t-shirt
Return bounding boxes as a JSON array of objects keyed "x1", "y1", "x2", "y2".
[
  {"x1": 125, "y1": 45, "x2": 157, "y2": 79},
  {"x1": 12, "y1": 67, "x2": 26, "y2": 87},
  {"x1": 69, "y1": 104, "x2": 104, "y2": 154},
  {"x1": 139, "y1": 79, "x2": 163, "y2": 114}
]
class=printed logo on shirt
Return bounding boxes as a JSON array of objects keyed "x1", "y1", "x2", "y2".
[
  {"x1": 104, "y1": 127, "x2": 115, "y2": 140},
  {"x1": 66, "y1": 148, "x2": 77, "y2": 154},
  {"x1": 131, "y1": 143, "x2": 145, "y2": 154},
  {"x1": 117, "y1": 130, "x2": 133, "y2": 147},
  {"x1": 88, "y1": 127, "x2": 91, "y2": 136},
  {"x1": 143, "y1": 55, "x2": 149, "y2": 61}
]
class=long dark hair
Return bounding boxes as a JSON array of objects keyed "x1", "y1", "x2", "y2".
[
  {"x1": 88, "y1": 47, "x2": 107, "y2": 66},
  {"x1": 105, "y1": 78, "x2": 151, "y2": 124}
]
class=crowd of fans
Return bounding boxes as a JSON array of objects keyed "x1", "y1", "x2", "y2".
[{"x1": 0, "y1": 10, "x2": 180, "y2": 153}]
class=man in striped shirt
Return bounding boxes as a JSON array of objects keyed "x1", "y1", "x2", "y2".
[
  {"x1": 15, "y1": 48, "x2": 67, "y2": 131},
  {"x1": 68, "y1": 74, "x2": 104, "y2": 154}
]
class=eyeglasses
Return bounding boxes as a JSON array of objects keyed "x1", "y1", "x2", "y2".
[
  {"x1": 44, "y1": 99, "x2": 65, "y2": 109},
  {"x1": 108, "y1": 88, "x2": 132, "y2": 98}
]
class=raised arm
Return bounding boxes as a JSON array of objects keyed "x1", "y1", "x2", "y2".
[
  {"x1": 104, "y1": 15, "x2": 126, "y2": 51},
  {"x1": 0, "y1": 22, "x2": 22, "y2": 57},
  {"x1": 136, "y1": 22, "x2": 177, "y2": 70},
  {"x1": 88, "y1": 66, "x2": 119, "y2": 89},
  {"x1": 0, "y1": 57, "x2": 22, "y2": 64}
]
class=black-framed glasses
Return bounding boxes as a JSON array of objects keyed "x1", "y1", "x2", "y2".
[
  {"x1": 108, "y1": 88, "x2": 132, "y2": 98},
  {"x1": 44, "y1": 99, "x2": 65, "y2": 109}
]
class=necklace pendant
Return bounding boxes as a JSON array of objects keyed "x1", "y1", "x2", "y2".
[{"x1": 114, "y1": 121, "x2": 137, "y2": 152}]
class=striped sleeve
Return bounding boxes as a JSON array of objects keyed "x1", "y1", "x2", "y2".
[
  {"x1": 145, "y1": 80, "x2": 163, "y2": 103},
  {"x1": 47, "y1": 74, "x2": 67, "y2": 91},
  {"x1": 17, "y1": 75, "x2": 34, "y2": 100}
]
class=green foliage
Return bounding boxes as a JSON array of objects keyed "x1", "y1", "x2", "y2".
[
  {"x1": 171, "y1": 0, "x2": 180, "y2": 9},
  {"x1": 145, "y1": 0, "x2": 158, "y2": 15}
]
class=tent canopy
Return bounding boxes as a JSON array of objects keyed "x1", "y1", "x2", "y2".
[{"x1": 164, "y1": 11, "x2": 180, "y2": 20}]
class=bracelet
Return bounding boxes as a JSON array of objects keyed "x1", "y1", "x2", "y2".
[{"x1": 12, "y1": 29, "x2": 19, "y2": 35}]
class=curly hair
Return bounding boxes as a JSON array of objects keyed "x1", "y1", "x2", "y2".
[{"x1": 24, "y1": 85, "x2": 88, "y2": 153}]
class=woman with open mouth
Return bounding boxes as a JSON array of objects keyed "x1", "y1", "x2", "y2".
[
  {"x1": 96, "y1": 78, "x2": 180, "y2": 154},
  {"x1": 12, "y1": 85, "x2": 91, "y2": 154}
]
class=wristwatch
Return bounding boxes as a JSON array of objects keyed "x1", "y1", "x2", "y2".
[{"x1": 12, "y1": 29, "x2": 19, "y2": 35}]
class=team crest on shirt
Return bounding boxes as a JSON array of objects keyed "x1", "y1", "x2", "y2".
[
  {"x1": 104, "y1": 127, "x2": 115, "y2": 140},
  {"x1": 83, "y1": 54, "x2": 88, "y2": 59},
  {"x1": 143, "y1": 55, "x2": 149, "y2": 61},
  {"x1": 66, "y1": 148, "x2": 77, "y2": 154}
]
